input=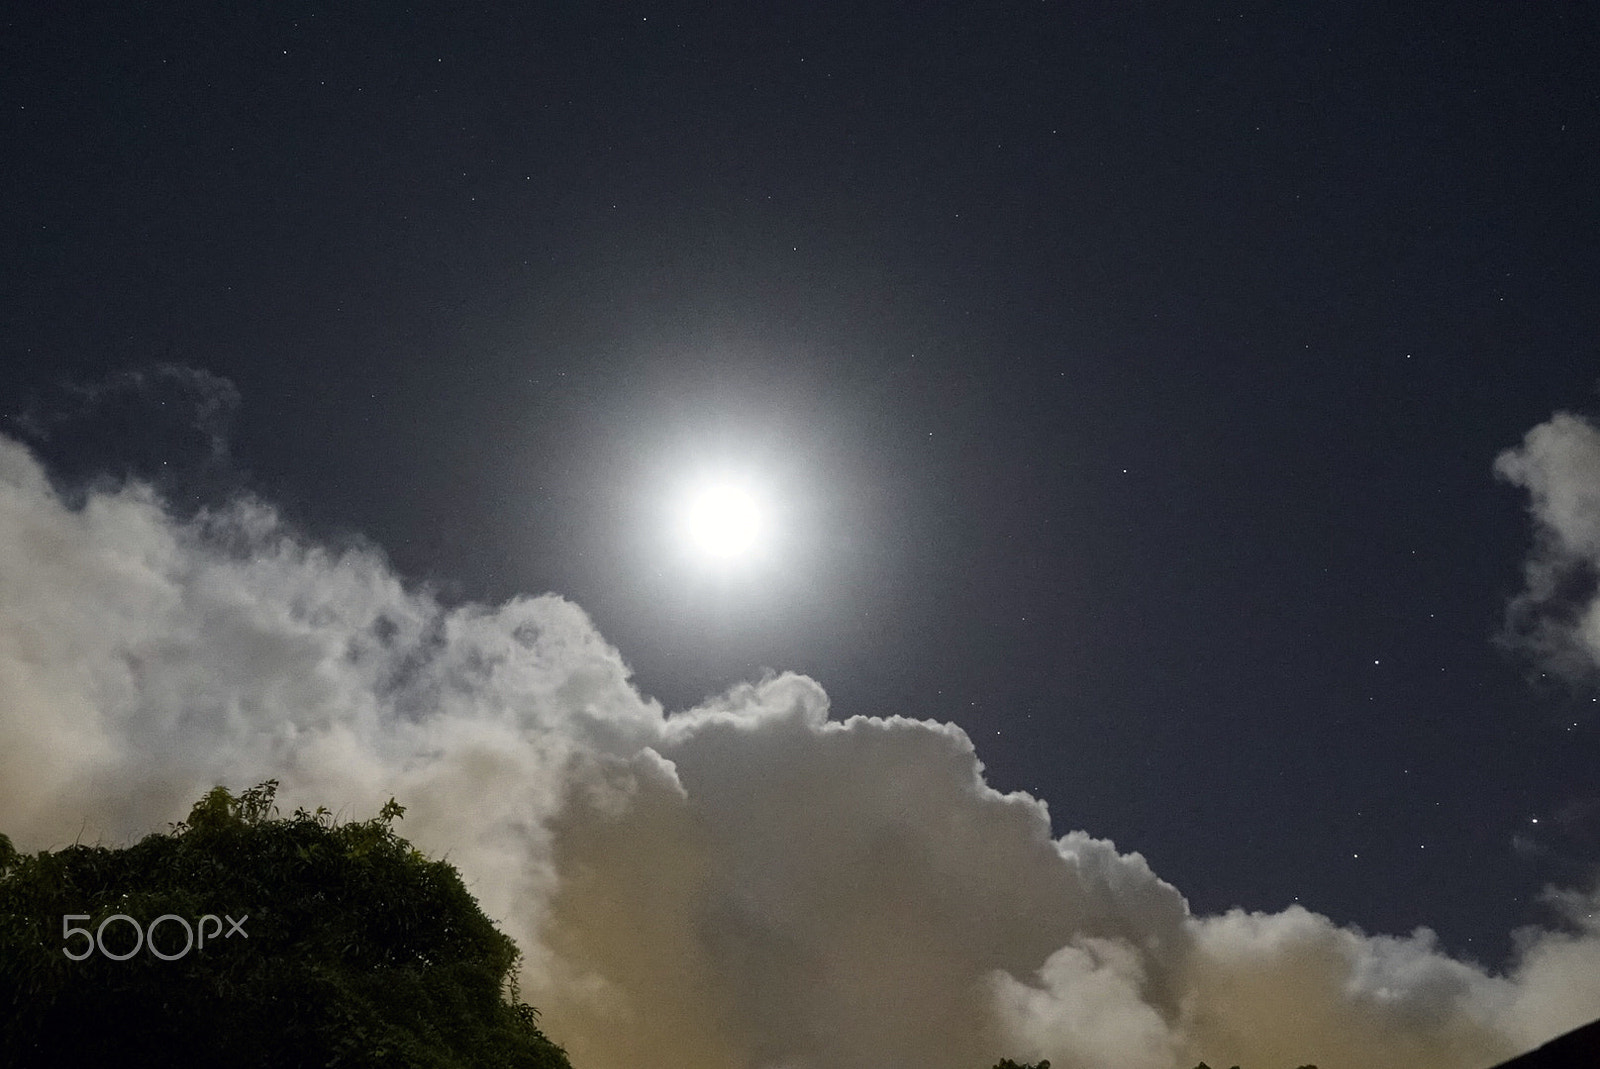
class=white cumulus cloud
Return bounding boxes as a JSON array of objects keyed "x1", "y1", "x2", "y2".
[
  {"x1": 1, "y1": 429, "x2": 1596, "y2": 1069},
  {"x1": 1495, "y1": 410, "x2": 1600, "y2": 681}
]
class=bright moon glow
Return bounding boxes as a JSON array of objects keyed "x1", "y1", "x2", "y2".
[{"x1": 678, "y1": 479, "x2": 771, "y2": 564}]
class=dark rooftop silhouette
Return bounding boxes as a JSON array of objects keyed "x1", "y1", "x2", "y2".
[{"x1": 1489, "y1": 1017, "x2": 1600, "y2": 1069}]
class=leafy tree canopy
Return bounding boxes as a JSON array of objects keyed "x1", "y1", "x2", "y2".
[{"x1": 0, "y1": 781, "x2": 571, "y2": 1069}]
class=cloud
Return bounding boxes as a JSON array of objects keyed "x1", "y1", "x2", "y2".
[
  {"x1": 1495, "y1": 411, "x2": 1600, "y2": 682},
  {"x1": 7, "y1": 364, "x2": 242, "y2": 505},
  {"x1": 1, "y1": 428, "x2": 1597, "y2": 1069}
]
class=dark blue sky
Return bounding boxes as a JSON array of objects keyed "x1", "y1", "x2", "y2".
[{"x1": 5, "y1": 2, "x2": 1598, "y2": 965}]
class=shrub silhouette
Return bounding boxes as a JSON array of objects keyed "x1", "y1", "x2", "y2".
[{"x1": 0, "y1": 781, "x2": 570, "y2": 1069}]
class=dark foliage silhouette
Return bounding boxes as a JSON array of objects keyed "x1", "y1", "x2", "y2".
[{"x1": 0, "y1": 781, "x2": 571, "y2": 1069}]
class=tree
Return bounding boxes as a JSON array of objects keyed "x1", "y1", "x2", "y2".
[{"x1": 0, "y1": 781, "x2": 572, "y2": 1069}]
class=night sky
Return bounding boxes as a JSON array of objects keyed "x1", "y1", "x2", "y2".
[{"x1": 5, "y1": 4, "x2": 1600, "y2": 1062}]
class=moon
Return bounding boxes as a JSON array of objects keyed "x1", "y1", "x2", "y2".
[{"x1": 676, "y1": 477, "x2": 772, "y2": 566}]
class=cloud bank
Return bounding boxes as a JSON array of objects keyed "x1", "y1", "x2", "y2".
[{"x1": 2, "y1": 426, "x2": 1597, "y2": 1069}]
